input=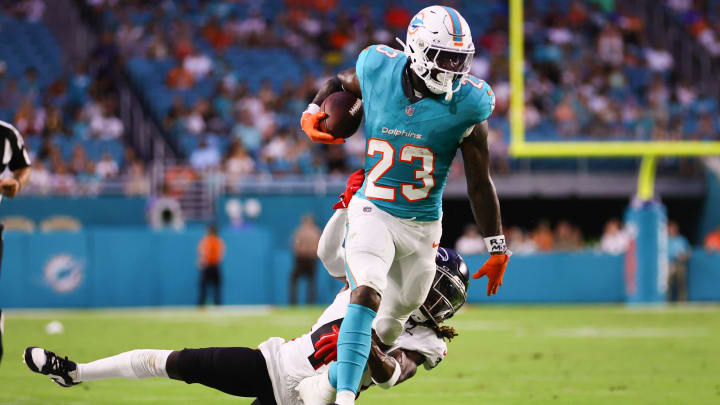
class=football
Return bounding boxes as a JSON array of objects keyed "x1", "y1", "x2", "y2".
[{"x1": 319, "y1": 91, "x2": 363, "y2": 139}]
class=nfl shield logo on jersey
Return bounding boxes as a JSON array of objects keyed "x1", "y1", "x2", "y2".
[{"x1": 405, "y1": 106, "x2": 415, "y2": 116}]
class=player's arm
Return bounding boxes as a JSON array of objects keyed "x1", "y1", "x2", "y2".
[
  {"x1": 366, "y1": 334, "x2": 424, "y2": 389},
  {"x1": 460, "y1": 121, "x2": 510, "y2": 296},
  {"x1": 2, "y1": 166, "x2": 31, "y2": 198},
  {"x1": 300, "y1": 68, "x2": 361, "y2": 145},
  {"x1": 311, "y1": 68, "x2": 362, "y2": 105}
]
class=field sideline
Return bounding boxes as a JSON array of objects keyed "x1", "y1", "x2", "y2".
[{"x1": 1, "y1": 305, "x2": 719, "y2": 405}]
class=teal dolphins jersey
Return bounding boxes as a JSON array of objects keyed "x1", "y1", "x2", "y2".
[{"x1": 354, "y1": 44, "x2": 495, "y2": 221}]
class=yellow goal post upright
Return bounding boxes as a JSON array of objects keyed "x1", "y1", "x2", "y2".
[
  {"x1": 507, "y1": 0, "x2": 720, "y2": 303},
  {"x1": 507, "y1": 0, "x2": 720, "y2": 201}
]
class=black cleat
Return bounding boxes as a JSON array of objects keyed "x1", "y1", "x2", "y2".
[{"x1": 24, "y1": 347, "x2": 80, "y2": 387}]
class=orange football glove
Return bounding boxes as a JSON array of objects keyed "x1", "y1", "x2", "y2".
[
  {"x1": 472, "y1": 253, "x2": 511, "y2": 296},
  {"x1": 300, "y1": 110, "x2": 345, "y2": 145}
]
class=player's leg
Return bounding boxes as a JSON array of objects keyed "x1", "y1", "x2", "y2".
[
  {"x1": 24, "y1": 346, "x2": 171, "y2": 387},
  {"x1": 375, "y1": 219, "x2": 442, "y2": 346},
  {"x1": 374, "y1": 250, "x2": 437, "y2": 346},
  {"x1": 24, "y1": 346, "x2": 277, "y2": 403},
  {"x1": 335, "y1": 198, "x2": 395, "y2": 405},
  {"x1": 167, "y1": 347, "x2": 276, "y2": 403}
]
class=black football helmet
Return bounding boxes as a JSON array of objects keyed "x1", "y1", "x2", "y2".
[{"x1": 410, "y1": 247, "x2": 470, "y2": 326}]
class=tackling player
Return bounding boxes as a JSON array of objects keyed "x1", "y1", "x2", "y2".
[
  {"x1": 23, "y1": 248, "x2": 469, "y2": 405},
  {"x1": 0, "y1": 120, "x2": 32, "y2": 366},
  {"x1": 300, "y1": 6, "x2": 510, "y2": 404}
]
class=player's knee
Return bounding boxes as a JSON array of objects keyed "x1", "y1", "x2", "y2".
[
  {"x1": 374, "y1": 317, "x2": 403, "y2": 346},
  {"x1": 166, "y1": 351, "x2": 182, "y2": 380},
  {"x1": 350, "y1": 286, "x2": 381, "y2": 311}
]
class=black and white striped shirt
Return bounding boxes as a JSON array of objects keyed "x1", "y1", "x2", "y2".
[{"x1": 0, "y1": 120, "x2": 31, "y2": 173}]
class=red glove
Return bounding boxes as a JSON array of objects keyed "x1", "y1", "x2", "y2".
[
  {"x1": 333, "y1": 169, "x2": 365, "y2": 209},
  {"x1": 313, "y1": 324, "x2": 340, "y2": 365},
  {"x1": 300, "y1": 111, "x2": 345, "y2": 145},
  {"x1": 472, "y1": 253, "x2": 511, "y2": 296}
]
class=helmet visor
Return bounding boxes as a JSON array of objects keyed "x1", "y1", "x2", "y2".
[
  {"x1": 422, "y1": 270, "x2": 468, "y2": 323},
  {"x1": 426, "y1": 48, "x2": 473, "y2": 74}
]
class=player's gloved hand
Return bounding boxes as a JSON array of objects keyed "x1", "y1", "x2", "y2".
[
  {"x1": 333, "y1": 169, "x2": 365, "y2": 209},
  {"x1": 301, "y1": 104, "x2": 345, "y2": 145},
  {"x1": 313, "y1": 324, "x2": 340, "y2": 365},
  {"x1": 472, "y1": 252, "x2": 511, "y2": 296}
]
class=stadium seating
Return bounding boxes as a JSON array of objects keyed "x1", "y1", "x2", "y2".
[
  {"x1": 87, "y1": 0, "x2": 717, "y2": 175},
  {"x1": 0, "y1": 13, "x2": 128, "y2": 180}
]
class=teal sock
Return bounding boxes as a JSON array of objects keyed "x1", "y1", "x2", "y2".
[
  {"x1": 329, "y1": 358, "x2": 367, "y2": 389},
  {"x1": 336, "y1": 304, "x2": 376, "y2": 394},
  {"x1": 329, "y1": 362, "x2": 337, "y2": 388}
]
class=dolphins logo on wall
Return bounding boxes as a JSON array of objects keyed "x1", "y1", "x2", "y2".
[{"x1": 44, "y1": 254, "x2": 84, "y2": 293}]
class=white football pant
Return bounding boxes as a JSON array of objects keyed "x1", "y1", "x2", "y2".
[{"x1": 344, "y1": 197, "x2": 441, "y2": 346}]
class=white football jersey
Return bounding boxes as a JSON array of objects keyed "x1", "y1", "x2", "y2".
[{"x1": 258, "y1": 289, "x2": 447, "y2": 405}]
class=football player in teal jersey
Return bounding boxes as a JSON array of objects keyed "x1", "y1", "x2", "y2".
[{"x1": 300, "y1": 6, "x2": 510, "y2": 405}]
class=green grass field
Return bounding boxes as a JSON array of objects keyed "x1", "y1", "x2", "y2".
[{"x1": 1, "y1": 305, "x2": 719, "y2": 405}]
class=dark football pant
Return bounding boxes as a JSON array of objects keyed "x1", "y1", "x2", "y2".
[{"x1": 175, "y1": 347, "x2": 276, "y2": 405}]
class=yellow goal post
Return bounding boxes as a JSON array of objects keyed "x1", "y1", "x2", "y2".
[{"x1": 507, "y1": 0, "x2": 720, "y2": 200}]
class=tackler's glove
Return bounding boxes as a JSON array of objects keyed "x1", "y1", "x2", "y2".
[
  {"x1": 333, "y1": 169, "x2": 365, "y2": 209},
  {"x1": 313, "y1": 324, "x2": 340, "y2": 365},
  {"x1": 300, "y1": 104, "x2": 345, "y2": 145},
  {"x1": 472, "y1": 235, "x2": 512, "y2": 296}
]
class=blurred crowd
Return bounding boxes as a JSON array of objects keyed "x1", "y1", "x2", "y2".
[
  {"x1": 85, "y1": 0, "x2": 719, "y2": 181},
  {"x1": 666, "y1": 0, "x2": 720, "y2": 57},
  {"x1": 455, "y1": 217, "x2": 720, "y2": 256},
  {"x1": 0, "y1": 0, "x2": 150, "y2": 196},
  {"x1": 0, "y1": 0, "x2": 718, "y2": 189},
  {"x1": 515, "y1": 1, "x2": 718, "y2": 146},
  {"x1": 0, "y1": 60, "x2": 151, "y2": 195}
]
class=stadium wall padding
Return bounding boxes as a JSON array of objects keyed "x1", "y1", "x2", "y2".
[
  {"x1": 217, "y1": 195, "x2": 339, "y2": 247},
  {"x1": 699, "y1": 171, "x2": 720, "y2": 241},
  {"x1": 464, "y1": 253, "x2": 627, "y2": 303},
  {"x1": 686, "y1": 251, "x2": 720, "y2": 301},
  {"x1": 1, "y1": 228, "x2": 719, "y2": 308},
  {"x1": 0, "y1": 196, "x2": 147, "y2": 225}
]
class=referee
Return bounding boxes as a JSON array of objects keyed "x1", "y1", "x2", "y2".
[{"x1": 0, "y1": 120, "x2": 32, "y2": 366}]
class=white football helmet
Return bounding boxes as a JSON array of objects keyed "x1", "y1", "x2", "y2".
[{"x1": 398, "y1": 5, "x2": 475, "y2": 100}]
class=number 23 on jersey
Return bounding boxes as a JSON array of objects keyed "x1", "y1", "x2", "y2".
[{"x1": 365, "y1": 138, "x2": 435, "y2": 202}]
